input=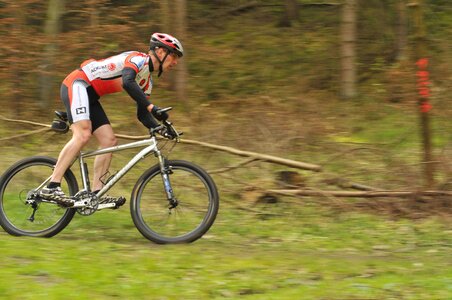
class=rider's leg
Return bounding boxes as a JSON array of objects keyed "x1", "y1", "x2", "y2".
[
  {"x1": 92, "y1": 124, "x2": 117, "y2": 191},
  {"x1": 50, "y1": 120, "x2": 92, "y2": 183},
  {"x1": 50, "y1": 79, "x2": 93, "y2": 185}
]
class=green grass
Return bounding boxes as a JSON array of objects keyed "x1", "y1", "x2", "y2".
[
  {"x1": 1, "y1": 1, "x2": 451, "y2": 298},
  {"x1": 0, "y1": 200, "x2": 451, "y2": 299},
  {"x1": 1, "y1": 108, "x2": 450, "y2": 299}
]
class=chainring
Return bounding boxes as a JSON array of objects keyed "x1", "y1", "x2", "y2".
[{"x1": 75, "y1": 191, "x2": 99, "y2": 216}]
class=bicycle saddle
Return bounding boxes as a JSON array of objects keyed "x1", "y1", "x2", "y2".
[{"x1": 55, "y1": 111, "x2": 68, "y2": 122}]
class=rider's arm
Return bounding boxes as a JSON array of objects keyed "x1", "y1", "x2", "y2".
[
  {"x1": 122, "y1": 67, "x2": 158, "y2": 128},
  {"x1": 122, "y1": 67, "x2": 154, "y2": 112},
  {"x1": 136, "y1": 104, "x2": 159, "y2": 129}
]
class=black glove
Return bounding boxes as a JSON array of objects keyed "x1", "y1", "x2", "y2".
[
  {"x1": 151, "y1": 105, "x2": 169, "y2": 121},
  {"x1": 137, "y1": 104, "x2": 159, "y2": 129}
]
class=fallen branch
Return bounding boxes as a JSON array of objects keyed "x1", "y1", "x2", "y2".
[
  {"x1": 322, "y1": 177, "x2": 379, "y2": 191},
  {"x1": 0, "y1": 115, "x2": 51, "y2": 128},
  {"x1": 182, "y1": 139, "x2": 322, "y2": 172},
  {"x1": 267, "y1": 189, "x2": 452, "y2": 198},
  {"x1": 0, "y1": 127, "x2": 52, "y2": 142},
  {"x1": 101, "y1": 134, "x2": 323, "y2": 172},
  {"x1": 114, "y1": 133, "x2": 147, "y2": 140},
  {"x1": 209, "y1": 158, "x2": 259, "y2": 174},
  {"x1": 1, "y1": 116, "x2": 322, "y2": 172}
]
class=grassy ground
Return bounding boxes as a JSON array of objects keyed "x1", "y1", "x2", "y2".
[
  {"x1": 1, "y1": 2, "x2": 451, "y2": 298},
  {"x1": 0, "y1": 200, "x2": 451, "y2": 300},
  {"x1": 0, "y1": 100, "x2": 451, "y2": 299}
]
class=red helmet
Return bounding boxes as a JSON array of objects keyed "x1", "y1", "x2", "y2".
[{"x1": 150, "y1": 33, "x2": 184, "y2": 57}]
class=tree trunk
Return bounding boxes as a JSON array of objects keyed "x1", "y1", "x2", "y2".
[
  {"x1": 411, "y1": 1, "x2": 434, "y2": 187},
  {"x1": 279, "y1": 0, "x2": 299, "y2": 27},
  {"x1": 39, "y1": 0, "x2": 65, "y2": 110},
  {"x1": 160, "y1": 0, "x2": 171, "y2": 29},
  {"x1": 173, "y1": 0, "x2": 188, "y2": 108},
  {"x1": 267, "y1": 189, "x2": 452, "y2": 198},
  {"x1": 395, "y1": 0, "x2": 407, "y2": 61},
  {"x1": 340, "y1": 0, "x2": 357, "y2": 99},
  {"x1": 10, "y1": 3, "x2": 25, "y2": 116},
  {"x1": 159, "y1": 0, "x2": 177, "y2": 90},
  {"x1": 89, "y1": 0, "x2": 100, "y2": 52}
]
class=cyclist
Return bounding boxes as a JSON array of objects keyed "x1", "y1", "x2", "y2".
[{"x1": 39, "y1": 33, "x2": 184, "y2": 206}]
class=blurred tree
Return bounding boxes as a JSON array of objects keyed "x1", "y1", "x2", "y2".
[
  {"x1": 395, "y1": 0, "x2": 408, "y2": 61},
  {"x1": 174, "y1": 0, "x2": 188, "y2": 107},
  {"x1": 160, "y1": 0, "x2": 170, "y2": 29},
  {"x1": 411, "y1": 0, "x2": 434, "y2": 187},
  {"x1": 0, "y1": 1, "x2": 36, "y2": 116},
  {"x1": 340, "y1": 0, "x2": 357, "y2": 99},
  {"x1": 0, "y1": 0, "x2": 449, "y2": 119},
  {"x1": 279, "y1": 0, "x2": 299, "y2": 27},
  {"x1": 159, "y1": 0, "x2": 188, "y2": 106},
  {"x1": 11, "y1": 3, "x2": 26, "y2": 116},
  {"x1": 89, "y1": 0, "x2": 99, "y2": 51},
  {"x1": 39, "y1": 0, "x2": 65, "y2": 110},
  {"x1": 159, "y1": 0, "x2": 175, "y2": 89}
]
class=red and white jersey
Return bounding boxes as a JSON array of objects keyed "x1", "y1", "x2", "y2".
[{"x1": 80, "y1": 51, "x2": 153, "y2": 97}]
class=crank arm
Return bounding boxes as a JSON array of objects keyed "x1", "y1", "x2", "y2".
[{"x1": 97, "y1": 203, "x2": 116, "y2": 210}]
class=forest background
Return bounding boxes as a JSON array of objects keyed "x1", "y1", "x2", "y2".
[{"x1": 0, "y1": 0, "x2": 451, "y2": 299}]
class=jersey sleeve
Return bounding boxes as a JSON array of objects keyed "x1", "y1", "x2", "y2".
[
  {"x1": 122, "y1": 67, "x2": 152, "y2": 109},
  {"x1": 124, "y1": 52, "x2": 147, "y2": 73}
]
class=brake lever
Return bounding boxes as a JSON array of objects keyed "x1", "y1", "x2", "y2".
[
  {"x1": 150, "y1": 124, "x2": 165, "y2": 136},
  {"x1": 163, "y1": 121, "x2": 181, "y2": 141}
]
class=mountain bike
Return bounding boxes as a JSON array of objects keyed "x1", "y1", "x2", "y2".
[{"x1": 0, "y1": 108, "x2": 219, "y2": 244}]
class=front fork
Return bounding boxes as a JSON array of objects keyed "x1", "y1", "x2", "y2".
[{"x1": 156, "y1": 151, "x2": 177, "y2": 208}]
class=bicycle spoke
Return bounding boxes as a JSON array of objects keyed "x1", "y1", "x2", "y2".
[
  {"x1": 0, "y1": 157, "x2": 77, "y2": 236},
  {"x1": 132, "y1": 160, "x2": 218, "y2": 243}
]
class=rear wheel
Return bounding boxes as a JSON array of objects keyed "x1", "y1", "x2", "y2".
[
  {"x1": 0, "y1": 156, "x2": 78, "y2": 237},
  {"x1": 131, "y1": 160, "x2": 219, "y2": 244}
]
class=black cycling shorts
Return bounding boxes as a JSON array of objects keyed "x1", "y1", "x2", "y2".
[{"x1": 60, "y1": 75, "x2": 110, "y2": 133}]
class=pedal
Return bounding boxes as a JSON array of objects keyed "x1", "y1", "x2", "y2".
[
  {"x1": 113, "y1": 196, "x2": 126, "y2": 209},
  {"x1": 98, "y1": 196, "x2": 126, "y2": 210}
]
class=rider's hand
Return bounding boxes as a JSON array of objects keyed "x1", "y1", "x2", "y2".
[{"x1": 151, "y1": 105, "x2": 169, "y2": 121}]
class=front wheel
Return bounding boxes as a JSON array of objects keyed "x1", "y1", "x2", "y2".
[
  {"x1": 0, "y1": 156, "x2": 78, "y2": 237},
  {"x1": 130, "y1": 160, "x2": 219, "y2": 244}
]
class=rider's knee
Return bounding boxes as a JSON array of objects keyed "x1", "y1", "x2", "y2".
[
  {"x1": 78, "y1": 130, "x2": 92, "y2": 145},
  {"x1": 72, "y1": 120, "x2": 92, "y2": 144},
  {"x1": 103, "y1": 135, "x2": 117, "y2": 148}
]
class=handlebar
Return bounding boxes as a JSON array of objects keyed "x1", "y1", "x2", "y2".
[
  {"x1": 156, "y1": 107, "x2": 172, "y2": 114},
  {"x1": 149, "y1": 107, "x2": 183, "y2": 141}
]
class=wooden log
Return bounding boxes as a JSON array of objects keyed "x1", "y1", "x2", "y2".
[
  {"x1": 116, "y1": 134, "x2": 322, "y2": 172},
  {"x1": 0, "y1": 127, "x2": 51, "y2": 142},
  {"x1": 181, "y1": 139, "x2": 322, "y2": 172},
  {"x1": 0, "y1": 115, "x2": 51, "y2": 128},
  {"x1": 267, "y1": 189, "x2": 452, "y2": 198}
]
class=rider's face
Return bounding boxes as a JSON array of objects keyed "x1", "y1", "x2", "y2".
[
  {"x1": 156, "y1": 48, "x2": 179, "y2": 72},
  {"x1": 162, "y1": 52, "x2": 179, "y2": 71}
]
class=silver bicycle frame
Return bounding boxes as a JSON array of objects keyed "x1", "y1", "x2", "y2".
[{"x1": 78, "y1": 137, "x2": 159, "y2": 198}]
